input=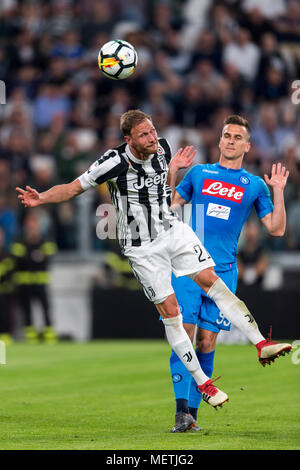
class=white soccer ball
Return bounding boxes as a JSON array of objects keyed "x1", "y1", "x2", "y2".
[{"x1": 98, "y1": 40, "x2": 138, "y2": 80}]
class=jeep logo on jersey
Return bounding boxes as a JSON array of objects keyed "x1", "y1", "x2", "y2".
[
  {"x1": 202, "y1": 179, "x2": 245, "y2": 203},
  {"x1": 133, "y1": 172, "x2": 167, "y2": 190}
]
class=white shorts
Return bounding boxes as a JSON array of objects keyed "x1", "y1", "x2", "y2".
[{"x1": 124, "y1": 221, "x2": 215, "y2": 304}]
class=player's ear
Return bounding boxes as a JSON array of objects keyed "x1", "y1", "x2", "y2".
[
  {"x1": 245, "y1": 141, "x2": 251, "y2": 153},
  {"x1": 124, "y1": 135, "x2": 131, "y2": 145}
]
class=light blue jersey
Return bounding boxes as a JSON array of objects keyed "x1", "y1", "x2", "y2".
[{"x1": 172, "y1": 162, "x2": 273, "y2": 332}]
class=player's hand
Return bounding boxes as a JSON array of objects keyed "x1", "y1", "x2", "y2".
[
  {"x1": 264, "y1": 163, "x2": 289, "y2": 191},
  {"x1": 16, "y1": 185, "x2": 41, "y2": 208},
  {"x1": 170, "y1": 146, "x2": 197, "y2": 171}
]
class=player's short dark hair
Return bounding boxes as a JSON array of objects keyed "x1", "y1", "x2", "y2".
[
  {"x1": 120, "y1": 109, "x2": 152, "y2": 136},
  {"x1": 223, "y1": 115, "x2": 251, "y2": 138}
]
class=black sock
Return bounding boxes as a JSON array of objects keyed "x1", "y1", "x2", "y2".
[
  {"x1": 188, "y1": 407, "x2": 198, "y2": 420},
  {"x1": 176, "y1": 399, "x2": 189, "y2": 414}
]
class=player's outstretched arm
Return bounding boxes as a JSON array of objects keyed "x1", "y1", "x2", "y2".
[
  {"x1": 16, "y1": 179, "x2": 84, "y2": 208},
  {"x1": 262, "y1": 162, "x2": 289, "y2": 236}
]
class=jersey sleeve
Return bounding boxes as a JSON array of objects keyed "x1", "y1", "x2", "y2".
[
  {"x1": 78, "y1": 150, "x2": 127, "y2": 190},
  {"x1": 254, "y1": 178, "x2": 274, "y2": 219},
  {"x1": 175, "y1": 167, "x2": 195, "y2": 203}
]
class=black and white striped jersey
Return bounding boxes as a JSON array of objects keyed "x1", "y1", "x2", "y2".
[{"x1": 78, "y1": 138, "x2": 179, "y2": 251}]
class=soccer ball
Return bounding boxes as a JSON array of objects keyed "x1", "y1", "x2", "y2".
[{"x1": 98, "y1": 40, "x2": 138, "y2": 80}]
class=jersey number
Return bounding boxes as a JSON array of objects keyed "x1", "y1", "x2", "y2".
[{"x1": 193, "y1": 244, "x2": 211, "y2": 263}]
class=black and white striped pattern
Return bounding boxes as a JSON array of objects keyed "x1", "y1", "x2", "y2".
[{"x1": 79, "y1": 138, "x2": 178, "y2": 251}]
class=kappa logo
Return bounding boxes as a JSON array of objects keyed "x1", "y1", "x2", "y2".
[{"x1": 202, "y1": 179, "x2": 245, "y2": 203}]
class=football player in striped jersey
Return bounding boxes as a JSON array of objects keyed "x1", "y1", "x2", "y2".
[{"x1": 16, "y1": 111, "x2": 291, "y2": 425}]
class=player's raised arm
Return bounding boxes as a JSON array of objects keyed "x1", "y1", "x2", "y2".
[
  {"x1": 167, "y1": 146, "x2": 196, "y2": 195},
  {"x1": 261, "y1": 162, "x2": 289, "y2": 236},
  {"x1": 16, "y1": 179, "x2": 84, "y2": 208}
]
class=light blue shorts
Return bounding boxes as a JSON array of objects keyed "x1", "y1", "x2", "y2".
[{"x1": 171, "y1": 267, "x2": 238, "y2": 333}]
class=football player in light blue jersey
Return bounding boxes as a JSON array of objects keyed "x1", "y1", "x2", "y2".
[{"x1": 168, "y1": 114, "x2": 290, "y2": 433}]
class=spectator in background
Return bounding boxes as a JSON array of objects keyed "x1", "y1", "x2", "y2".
[
  {"x1": 51, "y1": 29, "x2": 85, "y2": 72},
  {"x1": 30, "y1": 156, "x2": 56, "y2": 194},
  {"x1": 286, "y1": 187, "x2": 300, "y2": 250},
  {"x1": 33, "y1": 81, "x2": 70, "y2": 130},
  {"x1": 251, "y1": 103, "x2": 293, "y2": 168},
  {"x1": 239, "y1": 6, "x2": 275, "y2": 45},
  {"x1": 273, "y1": 0, "x2": 300, "y2": 75},
  {"x1": 0, "y1": 131, "x2": 32, "y2": 187},
  {"x1": 0, "y1": 226, "x2": 15, "y2": 344},
  {"x1": 0, "y1": 192, "x2": 17, "y2": 252},
  {"x1": 80, "y1": 1, "x2": 116, "y2": 47},
  {"x1": 238, "y1": 220, "x2": 270, "y2": 287},
  {"x1": 11, "y1": 210, "x2": 58, "y2": 344},
  {"x1": 53, "y1": 130, "x2": 92, "y2": 183},
  {"x1": 242, "y1": 0, "x2": 286, "y2": 20},
  {"x1": 53, "y1": 201, "x2": 77, "y2": 251},
  {"x1": 190, "y1": 29, "x2": 222, "y2": 72},
  {"x1": 223, "y1": 27, "x2": 260, "y2": 83}
]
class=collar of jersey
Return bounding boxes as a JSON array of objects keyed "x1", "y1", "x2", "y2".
[
  {"x1": 125, "y1": 144, "x2": 155, "y2": 164},
  {"x1": 216, "y1": 163, "x2": 243, "y2": 173}
]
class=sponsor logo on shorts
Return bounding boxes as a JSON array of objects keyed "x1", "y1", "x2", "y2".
[
  {"x1": 206, "y1": 202, "x2": 231, "y2": 220},
  {"x1": 202, "y1": 179, "x2": 245, "y2": 203}
]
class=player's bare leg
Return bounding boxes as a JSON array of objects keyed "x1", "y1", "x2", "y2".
[
  {"x1": 196, "y1": 329, "x2": 218, "y2": 354},
  {"x1": 157, "y1": 294, "x2": 229, "y2": 415},
  {"x1": 193, "y1": 268, "x2": 292, "y2": 365}
]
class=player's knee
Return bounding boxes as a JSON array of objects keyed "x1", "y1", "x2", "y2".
[
  {"x1": 196, "y1": 329, "x2": 217, "y2": 353},
  {"x1": 196, "y1": 336, "x2": 213, "y2": 353}
]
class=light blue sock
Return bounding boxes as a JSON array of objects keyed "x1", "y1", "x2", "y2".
[
  {"x1": 188, "y1": 350, "x2": 215, "y2": 418},
  {"x1": 170, "y1": 350, "x2": 192, "y2": 406}
]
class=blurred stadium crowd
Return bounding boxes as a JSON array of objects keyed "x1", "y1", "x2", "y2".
[{"x1": 0, "y1": 0, "x2": 300, "y2": 257}]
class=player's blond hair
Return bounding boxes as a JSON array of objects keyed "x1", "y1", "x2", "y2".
[{"x1": 120, "y1": 109, "x2": 152, "y2": 136}]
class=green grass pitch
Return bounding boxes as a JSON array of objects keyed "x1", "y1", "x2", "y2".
[{"x1": 0, "y1": 340, "x2": 299, "y2": 450}]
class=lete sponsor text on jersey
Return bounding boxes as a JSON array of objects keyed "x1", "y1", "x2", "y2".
[{"x1": 202, "y1": 179, "x2": 245, "y2": 203}]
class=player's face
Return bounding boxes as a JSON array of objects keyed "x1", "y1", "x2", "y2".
[
  {"x1": 219, "y1": 124, "x2": 251, "y2": 161},
  {"x1": 125, "y1": 119, "x2": 158, "y2": 159}
]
